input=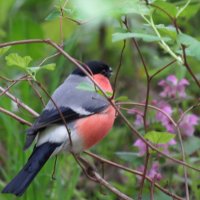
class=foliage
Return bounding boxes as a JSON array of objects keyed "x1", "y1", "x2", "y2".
[{"x1": 0, "y1": 0, "x2": 200, "y2": 200}]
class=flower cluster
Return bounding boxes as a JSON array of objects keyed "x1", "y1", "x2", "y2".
[
  {"x1": 158, "y1": 75, "x2": 189, "y2": 98},
  {"x1": 137, "y1": 162, "x2": 162, "y2": 182},
  {"x1": 130, "y1": 75, "x2": 199, "y2": 182}
]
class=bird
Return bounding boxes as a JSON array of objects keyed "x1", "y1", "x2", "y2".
[{"x1": 2, "y1": 60, "x2": 116, "y2": 196}]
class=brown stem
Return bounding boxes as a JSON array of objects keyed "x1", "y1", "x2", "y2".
[
  {"x1": 0, "y1": 39, "x2": 199, "y2": 173},
  {"x1": 182, "y1": 45, "x2": 200, "y2": 88},
  {"x1": 111, "y1": 40, "x2": 126, "y2": 99},
  {"x1": 85, "y1": 151, "x2": 183, "y2": 200},
  {"x1": 35, "y1": 81, "x2": 73, "y2": 148},
  {"x1": 28, "y1": 80, "x2": 46, "y2": 107},
  {"x1": 150, "y1": 59, "x2": 176, "y2": 80},
  {"x1": 0, "y1": 106, "x2": 32, "y2": 126},
  {"x1": 0, "y1": 86, "x2": 39, "y2": 117},
  {"x1": 123, "y1": 17, "x2": 150, "y2": 133},
  {"x1": 93, "y1": 171, "x2": 133, "y2": 200},
  {"x1": 138, "y1": 147, "x2": 150, "y2": 200},
  {"x1": 150, "y1": 4, "x2": 174, "y2": 21}
]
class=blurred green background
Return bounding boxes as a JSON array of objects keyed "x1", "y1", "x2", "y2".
[{"x1": 0, "y1": 0, "x2": 200, "y2": 199}]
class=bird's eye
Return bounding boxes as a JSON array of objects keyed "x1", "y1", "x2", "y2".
[{"x1": 102, "y1": 69, "x2": 106, "y2": 74}]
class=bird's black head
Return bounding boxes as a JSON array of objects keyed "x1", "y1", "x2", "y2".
[{"x1": 72, "y1": 61, "x2": 112, "y2": 78}]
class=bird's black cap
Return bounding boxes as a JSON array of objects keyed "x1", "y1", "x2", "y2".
[{"x1": 72, "y1": 61, "x2": 112, "y2": 78}]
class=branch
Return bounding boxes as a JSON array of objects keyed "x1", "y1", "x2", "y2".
[
  {"x1": 0, "y1": 39, "x2": 199, "y2": 171},
  {"x1": 93, "y1": 171, "x2": 134, "y2": 200},
  {"x1": 0, "y1": 86, "x2": 39, "y2": 117},
  {"x1": 85, "y1": 151, "x2": 183, "y2": 200},
  {"x1": 0, "y1": 107, "x2": 32, "y2": 126}
]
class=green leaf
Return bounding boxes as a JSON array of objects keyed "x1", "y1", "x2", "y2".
[
  {"x1": 5, "y1": 53, "x2": 32, "y2": 69},
  {"x1": 97, "y1": 90, "x2": 113, "y2": 98},
  {"x1": 144, "y1": 131, "x2": 175, "y2": 144},
  {"x1": 153, "y1": 1, "x2": 178, "y2": 17},
  {"x1": 73, "y1": 0, "x2": 149, "y2": 22},
  {"x1": 177, "y1": 33, "x2": 200, "y2": 61},
  {"x1": 179, "y1": 3, "x2": 200, "y2": 19},
  {"x1": 45, "y1": 9, "x2": 60, "y2": 21},
  {"x1": 155, "y1": 24, "x2": 177, "y2": 40},
  {"x1": 115, "y1": 95, "x2": 129, "y2": 102},
  {"x1": 40, "y1": 63, "x2": 56, "y2": 71},
  {"x1": 76, "y1": 82, "x2": 112, "y2": 97},
  {"x1": 112, "y1": 32, "x2": 171, "y2": 42},
  {"x1": 62, "y1": 8, "x2": 73, "y2": 16},
  {"x1": 0, "y1": 46, "x2": 10, "y2": 56},
  {"x1": 183, "y1": 136, "x2": 200, "y2": 155},
  {"x1": 119, "y1": 0, "x2": 149, "y2": 15},
  {"x1": 28, "y1": 63, "x2": 56, "y2": 78},
  {"x1": 76, "y1": 82, "x2": 96, "y2": 92}
]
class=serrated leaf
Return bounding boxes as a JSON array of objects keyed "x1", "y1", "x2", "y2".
[
  {"x1": 45, "y1": 9, "x2": 60, "y2": 21},
  {"x1": 0, "y1": 46, "x2": 10, "y2": 56},
  {"x1": 177, "y1": 33, "x2": 200, "y2": 61},
  {"x1": 144, "y1": 131, "x2": 175, "y2": 144},
  {"x1": 112, "y1": 32, "x2": 171, "y2": 42},
  {"x1": 76, "y1": 82, "x2": 96, "y2": 92},
  {"x1": 6, "y1": 53, "x2": 32, "y2": 69},
  {"x1": 40, "y1": 63, "x2": 56, "y2": 71}
]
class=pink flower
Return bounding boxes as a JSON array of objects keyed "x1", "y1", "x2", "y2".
[
  {"x1": 156, "y1": 101, "x2": 175, "y2": 133},
  {"x1": 133, "y1": 137, "x2": 176, "y2": 156},
  {"x1": 158, "y1": 75, "x2": 189, "y2": 98},
  {"x1": 134, "y1": 139, "x2": 147, "y2": 156},
  {"x1": 128, "y1": 108, "x2": 144, "y2": 128},
  {"x1": 137, "y1": 162, "x2": 162, "y2": 181},
  {"x1": 148, "y1": 163, "x2": 162, "y2": 181},
  {"x1": 158, "y1": 139, "x2": 176, "y2": 154},
  {"x1": 179, "y1": 114, "x2": 199, "y2": 137}
]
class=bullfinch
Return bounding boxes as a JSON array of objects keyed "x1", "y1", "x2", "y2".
[{"x1": 2, "y1": 61, "x2": 116, "y2": 196}]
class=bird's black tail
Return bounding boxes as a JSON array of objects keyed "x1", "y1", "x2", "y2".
[{"x1": 2, "y1": 142, "x2": 59, "y2": 196}]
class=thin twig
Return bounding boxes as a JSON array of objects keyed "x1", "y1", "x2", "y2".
[
  {"x1": 51, "y1": 155, "x2": 58, "y2": 180},
  {"x1": 150, "y1": 179, "x2": 155, "y2": 200},
  {"x1": 0, "y1": 39, "x2": 199, "y2": 172},
  {"x1": 85, "y1": 151, "x2": 183, "y2": 200},
  {"x1": 123, "y1": 16, "x2": 150, "y2": 136},
  {"x1": 182, "y1": 45, "x2": 200, "y2": 88},
  {"x1": 93, "y1": 171, "x2": 134, "y2": 200},
  {"x1": 176, "y1": 126, "x2": 190, "y2": 200},
  {"x1": 0, "y1": 86, "x2": 39, "y2": 117},
  {"x1": 111, "y1": 40, "x2": 126, "y2": 99},
  {"x1": 138, "y1": 147, "x2": 150, "y2": 200},
  {"x1": 35, "y1": 81, "x2": 73, "y2": 148},
  {"x1": 0, "y1": 106, "x2": 32, "y2": 126},
  {"x1": 0, "y1": 75, "x2": 28, "y2": 97},
  {"x1": 177, "y1": 102, "x2": 200, "y2": 125},
  {"x1": 38, "y1": 52, "x2": 60, "y2": 66},
  {"x1": 150, "y1": 59, "x2": 177, "y2": 80},
  {"x1": 28, "y1": 80, "x2": 46, "y2": 107}
]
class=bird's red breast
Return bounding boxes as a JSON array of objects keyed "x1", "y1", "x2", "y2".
[
  {"x1": 76, "y1": 74, "x2": 115, "y2": 149},
  {"x1": 93, "y1": 74, "x2": 113, "y2": 93}
]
